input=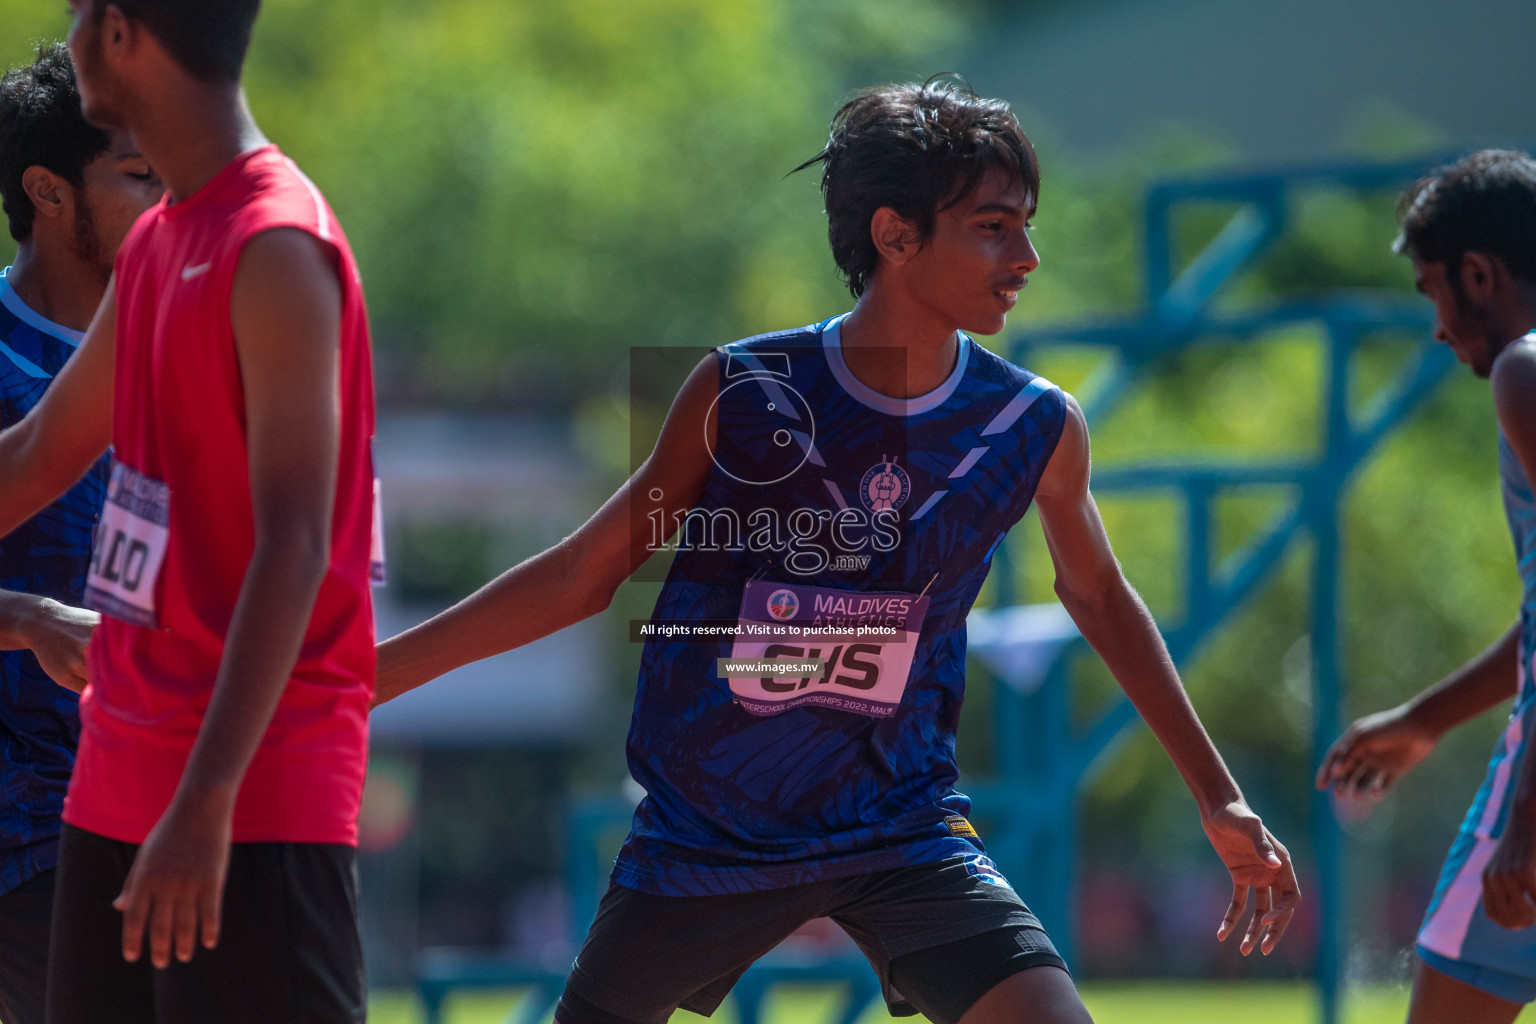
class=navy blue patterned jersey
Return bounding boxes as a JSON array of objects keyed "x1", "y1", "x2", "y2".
[
  {"x1": 0, "y1": 268, "x2": 106, "y2": 894},
  {"x1": 614, "y1": 315, "x2": 1067, "y2": 896}
]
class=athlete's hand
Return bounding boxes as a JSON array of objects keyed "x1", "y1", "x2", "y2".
[
  {"x1": 1315, "y1": 704, "x2": 1438, "y2": 801},
  {"x1": 1201, "y1": 801, "x2": 1300, "y2": 956},
  {"x1": 1483, "y1": 816, "x2": 1536, "y2": 929},
  {"x1": 20, "y1": 597, "x2": 97, "y2": 694},
  {"x1": 115, "y1": 789, "x2": 233, "y2": 968}
]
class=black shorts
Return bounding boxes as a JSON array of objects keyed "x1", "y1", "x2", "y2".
[
  {"x1": 557, "y1": 855, "x2": 1067, "y2": 1024},
  {"x1": 46, "y1": 824, "x2": 366, "y2": 1024},
  {"x1": 0, "y1": 867, "x2": 57, "y2": 1024}
]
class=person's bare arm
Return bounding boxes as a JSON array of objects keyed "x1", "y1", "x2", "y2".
[
  {"x1": 0, "y1": 281, "x2": 115, "y2": 536},
  {"x1": 1033, "y1": 394, "x2": 1300, "y2": 956},
  {"x1": 0, "y1": 591, "x2": 97, "y2": 693},
  {"x1": 0, "y1": 284, "x2": 116, "y2": 693},
  {"x1": 1479, "y1": 338, "x2": 1536, "y2": 929},
  {"x1": 1316, "y1": 623, "x2": 1517, "y2": 800},
  {"x1": 374, "y1": 354, "x2": 719, "y2": 705},
  {"x1": 114, "y1": 228, "x2": 343, "y2": 968}
]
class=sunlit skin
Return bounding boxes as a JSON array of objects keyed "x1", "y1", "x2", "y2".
[
  {"x1": 370, "y1": 160, "x2": 1299, "y2": 1024},
  {"x1": 841, "y1": 167, "x2": 1037, "y2": 401}
]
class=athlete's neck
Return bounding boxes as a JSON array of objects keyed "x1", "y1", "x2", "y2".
[
  {"x1": 128, "y1": 86, "x2": 267, "y2": 204},
  {"x1": 6, "y1": 242, "x2": 107, "y2": 334},
  {"x1": 839, "y1": 285, "x2": 961, "y2": 400}
]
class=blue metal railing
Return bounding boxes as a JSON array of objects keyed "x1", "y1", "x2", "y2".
[{"x1": 417, "y1": 152, "x2": 1466, "y2": 1024}]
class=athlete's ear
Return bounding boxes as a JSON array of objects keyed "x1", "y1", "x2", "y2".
[
  {"x1": 870, "y1": 207, "x2": 922, "y2": 267},
  {"x1": 20, "y1": 166, "x2": 70, "y2": 225},
  {"x1": 1458, "y1": 250, "x2": 1498, "y2": 303},
  {"x1": 98, "y1": 3, "x2": 138, "y2": 62}
]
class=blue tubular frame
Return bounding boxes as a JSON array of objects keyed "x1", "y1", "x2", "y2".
[
  {"x1": 974, "y1": 153, "x2": 1474, "y2": 1024},
  {"x1": 418, "y1": 152, "x2": 1476, "y2": 1024}
]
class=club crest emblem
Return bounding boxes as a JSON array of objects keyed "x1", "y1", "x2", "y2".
[
  {"x1": 859, "y1": 456, "x2": 910, "y2": 512},
  {"x1": 766, "y1": 588, "x2": 800, "y2": 620}
]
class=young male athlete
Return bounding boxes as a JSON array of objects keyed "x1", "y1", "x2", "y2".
[
  {"x1": 0, "y1": 2, "x2": 379, "y2": 1021},
  {"x1": 376, "y1": 82, "x2": 1299, "y2": 1024},
  {"x1": 1318, "y1": 150, "x2": 1536, "y2": 1024},
  {"x1": 0, "y1": 43, "x2": 162, "y2": 1024}
]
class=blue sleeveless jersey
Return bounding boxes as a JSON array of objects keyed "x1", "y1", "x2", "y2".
[
  {"x1": 613, "y1": 315, "x2": 1067, "y2": 896},
  {"x1": 0, "y1": 268, "x2": 107, "y2": 894}
]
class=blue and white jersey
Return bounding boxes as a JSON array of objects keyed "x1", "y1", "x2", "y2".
[
  {"x1": 0, "y1": 267, "x2": 107, "y2": 895},
  {"x1": 613, "y1": 314, "x2": 1067, "y2": 896},
  {"x1": 1419, "y1": 333, "x2": 1536, "y2": 976}
]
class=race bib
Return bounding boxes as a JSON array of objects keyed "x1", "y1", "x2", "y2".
[
  {"x1": 84, "y1": 460, "x2": 170, "y2": 628},
  {"x1": 726, "y1": 580, "x2": 928, "y2": 718},
  {"x1": 369, "y1": 476, "x2": 386, "y2": 586}
]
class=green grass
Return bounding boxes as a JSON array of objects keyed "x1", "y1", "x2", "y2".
[{"x1": 365, "y1": 981, "x2": 1460, "y2": 1024}]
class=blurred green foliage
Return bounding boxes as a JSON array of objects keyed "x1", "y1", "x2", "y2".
[{"x1": 0, "y1": 0, "x2": 1515, "y2": 974}]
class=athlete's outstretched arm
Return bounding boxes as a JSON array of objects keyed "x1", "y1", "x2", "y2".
[
  {"x1": 0, "y1": 280, "x2": 115, "y2": 537},
  {"x1": 114, "y1": 228, "x2": 344, "y2": 970},
  {"x1": 1479, "y1": 338, "x2": 1536, "y2": 930},
  {"x1": 373, "y1": 355, "x2": 719, "y2": 705},
  {"x1": 1033, "y1": 394, "x2": 1300, "y2": 956},
  {"x1": 0, "y1": 591, "x2": 98, "y2": 693},
  {"x1": 1315, "y1": 622, "x2": 1517, "y2": 800}
]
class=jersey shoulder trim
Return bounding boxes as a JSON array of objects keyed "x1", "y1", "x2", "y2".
[{"x1": 0, "y1": 268, "x2": 82, "y2": 348}]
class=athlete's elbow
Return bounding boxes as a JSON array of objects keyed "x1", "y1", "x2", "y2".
[
  {"x1": 559, "y1": 537, "x2": 623, "y2": 621},
  {"x1": 1052, "y1": 563, "x2": 1126, "y2": 620}
]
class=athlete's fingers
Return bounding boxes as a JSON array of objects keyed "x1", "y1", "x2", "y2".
[
  {"x1": 200, "y1": 879, "x2": 222, "y2": 950},
  {"x1": 145, "y1": 886, "x2": 178, "y2": 969},
  {"x1": 1369, "y1": 771, "x2": 1395, "y2": 800},
  {"x1": 1217, "y1": 883, "x2": 1248, "y2": 941},
  {"x1": 1240, "y1": 886, "x2": 1272, "y2": 956},
  {"x1": 172, "y1": 889, "x2": 199, "y2": 963},
  {"x1": 115, "y1": 873, "x2": 149, "y2": 963},
  {"x1": 1346, "y1": 763, "x2": 1377, "y2": 797},
  {"x1": 1315, "y1": 730, "x2": 1361, "y2": 788},
  {"x1": 1259, "y1": 885, "x2": 1300, "y2": 954}
]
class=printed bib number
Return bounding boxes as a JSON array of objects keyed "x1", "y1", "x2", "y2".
[
  {"x1": 85, "y1": 461, "x2": 170, "y2": 628},
  {"x1": 727, "y1": 580, "x2": 928, "y2": 718}
]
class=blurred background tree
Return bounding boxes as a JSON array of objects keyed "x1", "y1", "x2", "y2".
[{"x1": 0, "y1": 0, "x2": 1524, "y2": 992}]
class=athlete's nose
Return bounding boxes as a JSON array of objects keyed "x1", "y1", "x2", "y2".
[{"x1": 1011, "y1": 228, "x2": 1040, "y2": 275}]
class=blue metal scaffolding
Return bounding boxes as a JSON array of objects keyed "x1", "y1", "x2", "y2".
[
  {"x1": 972, "y1": 155, "x2": 1461, "y2": 1024},
  {"x1": 418, "y1": 153, "x2": 1464, "y2": 1024}
]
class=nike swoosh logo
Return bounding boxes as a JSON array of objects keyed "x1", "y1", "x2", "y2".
[{"x1": 181, "y1": 262, "x2": 212, "y2": 281}]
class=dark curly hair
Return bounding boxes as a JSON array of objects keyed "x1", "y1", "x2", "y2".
[
  {"x1": 1395, "y1": 149, "x2": 1536, "y2": 284},
  {"x1": 795, "y1": 78, "x2": 1040, "y2": 298},
  {"x1": 0, "y1": 42, "x2": 111, "y2": 242}
]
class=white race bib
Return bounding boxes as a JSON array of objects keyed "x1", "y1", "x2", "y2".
[
  {"x1": 369, "y1": 476, "x2": 386, "y2": 586},
  {"x1": 85, "y1": 460, "x2": 170, "y2": 628},
  {"x1": 727, "y1": 580, "x2": 929, "y2": 718}
]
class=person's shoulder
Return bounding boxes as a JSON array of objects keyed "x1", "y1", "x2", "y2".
[
  {"x1": 964, "y1": 335, "x2": 1058, "y2": 393},
  {"x1": 1493, "y1": 335, "x2": 1536, "y2": 434},
  {"x1": 718, "y1": 321, "x2": 826, "y2": 355}
]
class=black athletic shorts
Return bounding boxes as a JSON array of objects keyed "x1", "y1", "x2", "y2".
[
  {"x1": 45, "y1": 824, "x2": 366, "y2": 1024},
  {"x1": 556, "y1": 855, "x2": 1068, "y2": 1024},
  {"x1": 0, "y1": 867, "x2": 57, "y2": 1024}
]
